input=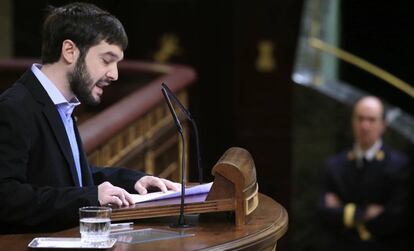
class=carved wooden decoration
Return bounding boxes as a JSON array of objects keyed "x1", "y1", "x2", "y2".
[{"x1": 206, "y1": 147, "x2": 259, "y2": 225}]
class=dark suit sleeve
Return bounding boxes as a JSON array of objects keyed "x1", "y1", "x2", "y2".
[
  {"x1": 318, "y1": 159, "x2": 346, "y2": 230},
  {"x1": 0, "y1": 100, "x2": 99, "y2": 233},
  {"x1": 317, "y1": 158, "x2": 364, "y2": 231},
  {"x1": 364, "y1": 155, "x2": 412, "y2": 237},
  {"x1": 90, "y1": 165, "x2": 147, "y2": 193}
]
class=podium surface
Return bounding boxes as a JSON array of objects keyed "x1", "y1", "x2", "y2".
[{"x1": 0, "y1": 194, "x2": 287, "y2": 251}]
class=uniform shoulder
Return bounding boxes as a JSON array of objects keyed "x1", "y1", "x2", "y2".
[
  {"x1": 383, "y1": 145, "x2": 410, "y2": 166},
  {"x1": 325, "y1": 149, "x2": 351, "y2": 169},
  {"x1": 326, "y1": 149, "x2": 349, "y2": 161}
]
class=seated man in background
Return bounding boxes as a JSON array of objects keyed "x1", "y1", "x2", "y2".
[
  {"x1": 318, "y1": 96, "x2": 412, "y2": 251},
  {"x1": 0, "y1": 2, "x2": 179, "y2": 234}
]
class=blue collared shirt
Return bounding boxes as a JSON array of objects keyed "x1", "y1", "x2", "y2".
[{"x1": 31, "y1": 64, "x2": 83, "y2": 186}]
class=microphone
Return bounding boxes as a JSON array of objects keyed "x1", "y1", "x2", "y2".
[
  {"x1": 161, "y1": 83, "x2": 203, "y2": 184},
  {"x1": 161, "y1": 86, "x2": 190, "y2": 228},
  {"x1": 161, "y1": 87, "x2": 183, "y2": 134}
]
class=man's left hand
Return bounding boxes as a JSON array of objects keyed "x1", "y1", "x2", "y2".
[{"x1": 134, "y1": 176, "x2": 180, "y2": 195}]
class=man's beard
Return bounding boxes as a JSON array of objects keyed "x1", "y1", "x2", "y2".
[{"x1": 68, "y1": 56, "x2": 100, "y2": 106}]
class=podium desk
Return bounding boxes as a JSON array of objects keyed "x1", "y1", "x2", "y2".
[{"x1": 0, "y1": 194, "x2": 287, "y2": 251}]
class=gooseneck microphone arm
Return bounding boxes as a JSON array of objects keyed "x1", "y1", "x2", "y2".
[
  {"x1": 162, "y1": 87, "x2": 183, "y2": 134},
  {"x1": 191, "y1": 119, "x2": 203, "y2": 184},
  {"x1": 161, "y1": 87, "x2": 190, "y2": 228},
  {"x1": 161, "y1": 83, "x2": 203, "y2": 184}
]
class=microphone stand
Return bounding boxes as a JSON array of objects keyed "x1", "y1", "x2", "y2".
[
  {"x1": 161, "y1": 87, "x2": 191, "y2": 228},
  {"x1": 191, "y1": 119, "x2": 203, "y2": 184},
  {"x1": 161, "y1": 83, "x2": 203, "y2": 184}
]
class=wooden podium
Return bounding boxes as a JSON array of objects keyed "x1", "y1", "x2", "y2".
[
  {"x1": 0, "y1": 148, "x2": 288, "y2": 250},
  {"x1": 0, "y1": 193, "x2": 288, "y2": 251},
  {"x1": 111, "y1": 147, "x2": 260, "y2": 226}
]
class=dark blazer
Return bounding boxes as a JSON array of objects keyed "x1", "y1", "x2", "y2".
[
  {"x1": 318, "y1": 146, "x2": 412, "y2": 251},
  {"x1": 0, "y1": 69, "x2": 145, "y2": 233}
]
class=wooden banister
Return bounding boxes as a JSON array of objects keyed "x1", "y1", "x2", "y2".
[{"x1": 78, "y1": 61, "x2": 196, "y2": 154}]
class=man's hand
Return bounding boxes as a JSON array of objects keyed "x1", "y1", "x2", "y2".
[
  {"x1": 98, "y1": 181, "x2": 134, "y2": 207},
  {"x1": 134, "y1": 176, "x2": 180, "y2": 195},
  {"x1": 364, "y1": 204, "x2": 384, "y2": 220},
  {"x1": 325, "y1": 192, "x2": 342, "y2": 208}
]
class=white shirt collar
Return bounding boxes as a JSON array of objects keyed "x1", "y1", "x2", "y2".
[{"x1": 354, "y1": 140, "x2": 383, "y2": 161}]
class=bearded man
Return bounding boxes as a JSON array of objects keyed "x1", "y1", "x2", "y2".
[{"x1": 0, "y1": 2, "x2": 179, "y2": 234}]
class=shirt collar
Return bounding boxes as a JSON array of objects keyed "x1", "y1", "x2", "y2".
[
  {"x1": 354, "y1": 139, "x2": 383, "y2": 161},
  {"x1": 31, "y1": 64, "x2": 80, "y2": 113}
]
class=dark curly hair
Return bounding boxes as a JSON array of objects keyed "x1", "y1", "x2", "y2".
[{"x1": 41, "y1": 2, "x2": 128, "y2": 64}]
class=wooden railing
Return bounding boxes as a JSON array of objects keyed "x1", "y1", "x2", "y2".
[{"x1": 0, "y1": 59, "x2": 196, "y2": 181}]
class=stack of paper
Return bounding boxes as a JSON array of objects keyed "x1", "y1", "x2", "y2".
[{"x1": 131, "y1": 182, "x2": 213, "y2": 204}]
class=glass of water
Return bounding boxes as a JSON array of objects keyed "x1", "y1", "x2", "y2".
[{"x1": 79, "y1": 206, "x2": 112, "y2": 244}]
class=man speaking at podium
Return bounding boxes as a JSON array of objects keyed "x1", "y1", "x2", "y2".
[{"x1": 0, "y1": 2, "x2": 179, "y2": 234}]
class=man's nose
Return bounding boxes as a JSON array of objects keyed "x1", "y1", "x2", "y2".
[
  {"x1": 360, "y1": 120, "x2": 371, "y2": 129},
  {"x1": 106, "y1": 65, "x2": 118, "y2": 81}
]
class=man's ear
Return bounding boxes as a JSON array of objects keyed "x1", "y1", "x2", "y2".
[{"x1": 61, "y1": 39, "x2": 79, "y2": 64}]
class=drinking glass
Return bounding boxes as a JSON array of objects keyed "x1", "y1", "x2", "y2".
[{"x1": 79, "y1": 206, "x2": 112, "y2": 244}]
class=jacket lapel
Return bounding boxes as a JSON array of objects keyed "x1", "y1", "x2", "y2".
[{"x1": 20, "y1": 70, "x2": 81, "y2": 186}]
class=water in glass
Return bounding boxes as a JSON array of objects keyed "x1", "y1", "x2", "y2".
[{"x1": 80, "y1": 217, "x2": 111, "y2": 243}]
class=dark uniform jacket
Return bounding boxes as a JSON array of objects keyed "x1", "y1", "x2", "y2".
[
  {"x1": 318, "y1": 145, "x2": 412, "y2": 251},
  {"x1": 0, "y1": 69, "x2": 145, "y2": 233}
]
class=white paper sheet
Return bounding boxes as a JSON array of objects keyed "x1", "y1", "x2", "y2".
[
  {"x1": 131, "y1": 182, "x2": 213, "y2": 204},
  {"x1": 27, "y1": 237, "x2": 117, "y2": 249}
]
